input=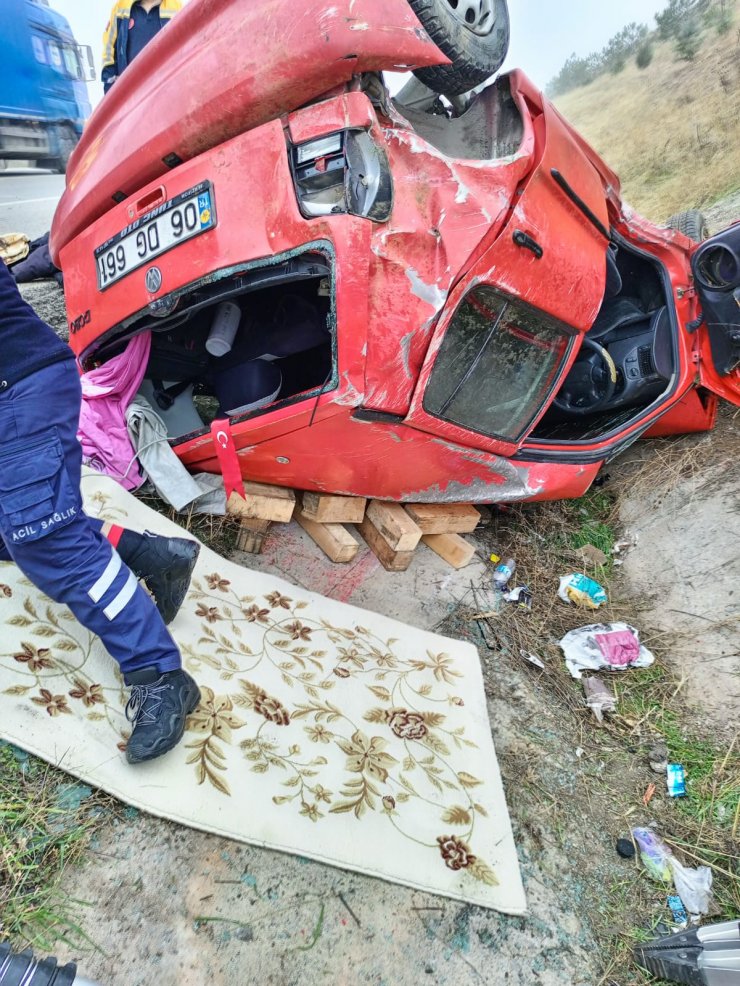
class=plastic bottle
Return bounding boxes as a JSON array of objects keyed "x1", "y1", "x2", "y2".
[
  {"x1": 206, "y1": 301, "x2": 241, "y2": 357},
  {"x1": 492, "y1": 557, "x2": 516, "y2": 590}
]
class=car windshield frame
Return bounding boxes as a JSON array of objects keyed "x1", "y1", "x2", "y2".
[{"x1": 422, "y1": 285, "x2": 576, "y2": 444}]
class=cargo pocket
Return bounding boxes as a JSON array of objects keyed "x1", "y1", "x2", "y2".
[{"x1": 0, "y1": 433, "x2": 80, "y2": 546}]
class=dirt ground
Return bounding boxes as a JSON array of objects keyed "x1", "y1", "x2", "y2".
[
  {"x1": 48, "y1": 408, "x2": 739, "y2": 986},
  {"x1": 615, "y1": 408, "x2": 739, "y2": 735},
  {"x1": 50, "y1": 536, "x2": 607, "y2": 986},
  {"x1": 13, "y1": 219, "x2": 740, "y2": 984},
  {"x1": 42, "y1": 429, "x2": 735, "y2": 986}
]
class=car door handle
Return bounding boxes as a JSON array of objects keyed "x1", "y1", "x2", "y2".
[{"x1": 513, "y1": 229, "x2": 543, "y2": 259}]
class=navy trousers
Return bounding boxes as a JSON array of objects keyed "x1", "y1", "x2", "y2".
[
  {"x1": 0, "y1": 516, "x2": 105, "y2": 560},
  {"x1": 0, "y1": 360, "x2": 181, "y2": 681}
]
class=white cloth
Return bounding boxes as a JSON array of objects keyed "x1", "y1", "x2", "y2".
[{"x1": 125, "y1": 397, "x2": 226, "y2": 514}]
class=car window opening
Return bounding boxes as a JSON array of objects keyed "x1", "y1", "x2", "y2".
[
  {"x1": 531, "y1": 240, "x2": 676, "y2": 443},
  {"x1": 424, "y1": 286, "x2": 573, "y2": 443},
  {"x1": 392, "y1": 74, "x2": 524, "y2": 162},
  {"x1": 90, "y1": 252, "x2": 336, "y2": 445}
]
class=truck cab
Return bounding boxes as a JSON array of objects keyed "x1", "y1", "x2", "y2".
[{"x1": 1, "y1": 0, "x2": 93, "y2": 173}]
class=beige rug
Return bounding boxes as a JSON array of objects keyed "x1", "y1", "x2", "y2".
[{"x1": 0, "y1": 471, "x2": 526, "y2": 915}]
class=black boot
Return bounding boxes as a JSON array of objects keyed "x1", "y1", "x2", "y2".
[
  {"x1": 118, "y1": 531, "x2": 200, "y2": 625},
  {"x1": 124, "y1": 667, "x2": 201, "y2": 764}
]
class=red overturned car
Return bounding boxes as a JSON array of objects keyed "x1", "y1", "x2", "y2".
[{"x1": 51, "y1": 0, "x2": 740, "y2": 505}]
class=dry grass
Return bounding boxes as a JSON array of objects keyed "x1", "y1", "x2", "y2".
[
  {"x1": 135, "y1": 488, "x2": 243, "y2": 559},
  {"x1": 466, "y1": 487, "x2": 626, "y2": 666},
  {"x1": 554, "y1": 4, "x2": 740, "y2": 222},
  {"x1": 0, "y1": 744, "x2": 111, "y2": 950},
  {"x1": 459, "y1": 468, "x2": 738, "y2": 984},
  {"x1": 608, "y1": 403, "x2": 740, "y2": 506}
]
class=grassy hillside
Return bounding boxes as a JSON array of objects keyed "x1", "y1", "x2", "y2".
[{"x1": 554, "y1": 5, "x2": 740, "y2": 223}]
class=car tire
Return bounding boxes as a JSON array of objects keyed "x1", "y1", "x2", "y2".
[
  {"x1": 409, "y1": 0, "x2": 510, "y2": 96},
  {"x1": 666, "y1": 209, "x2": 709, "y2": 243}
]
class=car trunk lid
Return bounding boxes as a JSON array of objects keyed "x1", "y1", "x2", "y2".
[{"x1": 49, "y1": 0, "x2": 448, "y2": 264}]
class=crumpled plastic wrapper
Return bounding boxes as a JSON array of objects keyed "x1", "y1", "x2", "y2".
[
  {"x1": 560, "y1": 622, "x2": 655, "y2": 678},
  {"x1": 558, "y1": 573, "x2": 607, "y2": 609}
]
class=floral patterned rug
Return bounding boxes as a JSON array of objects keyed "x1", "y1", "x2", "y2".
[{"x1": 0, "y1": 471, "x2": 525, "y2": 914}]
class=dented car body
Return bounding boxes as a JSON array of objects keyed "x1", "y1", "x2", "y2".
[{"x1": 51, "y1": 0, "x2": 740, "y2": 504}]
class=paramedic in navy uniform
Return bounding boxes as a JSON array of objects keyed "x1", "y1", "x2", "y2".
[{"x1": 0, "y1": 260, "x2": 201, "y2": 763}]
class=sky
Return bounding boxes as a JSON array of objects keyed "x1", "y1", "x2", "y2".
[{"x1": 53, "y1": 0, "x2": 671, "y2": 106}]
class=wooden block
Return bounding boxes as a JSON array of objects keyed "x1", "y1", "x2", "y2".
[
  {"x1": 365, "y1": 499, "x2": 422, "y2": 552},
  {"x1": 422, "y1": 532, "x2": 475, "y2": 569},
  {"x1": 235, "y1": 518, "x2": 270, "y2": 554},
  {"x1": 296, "y1": 510, "x2": 360, "y2": 564},
  {"x1": 358, "y1": 516, "x2": 414, "y2": 572},
  {"x1": 227, "y1": 484, "x2": 295, "y2": 523},
  {"x1": 301, "y1": 492, "x2": 367, "y2": 525},
  {"x1": 404, "y1": 502, "x2": 481, "y2": 535}
]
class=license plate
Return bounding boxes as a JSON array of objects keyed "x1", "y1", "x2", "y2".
[{"x1": 94, "y1": 182, "x2": 216, "y2": 290}]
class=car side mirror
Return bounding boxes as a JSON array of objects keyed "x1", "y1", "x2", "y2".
[{"x1": 76, "y1": 44, "x2": 96, "y2": 82}]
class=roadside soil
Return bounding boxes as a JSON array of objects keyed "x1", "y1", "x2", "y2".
[
  {"x1": 612, "y1": 404, "x2": 739, "y2": 736},
  {"x1": 13, "y1": 209, "x2": 740, "y2": 984}
]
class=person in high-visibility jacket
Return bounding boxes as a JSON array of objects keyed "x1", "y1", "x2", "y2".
[
  {"x1": 0, "y1": 260, "x2": 201, "y2": 764},
  {"x1": 102, "y1": 0, "x2": 182, "y2": 94}
]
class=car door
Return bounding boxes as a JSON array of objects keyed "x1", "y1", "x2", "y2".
[
  {"x1": 692, "y1": 225, "x2": 740, "y2": 405},
  {"x1": 403, "y1": 87, "x2": 610, "y2": 456}
]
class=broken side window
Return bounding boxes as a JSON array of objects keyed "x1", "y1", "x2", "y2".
[{"x1": 424, "y1": 285, "x2": 573, "y2": 442}]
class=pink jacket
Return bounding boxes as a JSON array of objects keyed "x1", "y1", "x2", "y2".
[{"x1": 77, "y1": 332, "x2": 151, "y2": 490}]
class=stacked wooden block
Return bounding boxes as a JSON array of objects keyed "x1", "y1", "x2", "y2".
[
  {"x1": 227, "y1": 483, "x2": 481, "y2": 571},
  {"x1": 227, "y1": 483, "x2": 297, "y2": 553},
  {"x1": 296, "y1": 492, "x2": 367, "y2": 563}
]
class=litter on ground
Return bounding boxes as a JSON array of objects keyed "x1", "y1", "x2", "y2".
[{"x1": 560, "y1": 622, "x2": 656, "y2": 677}]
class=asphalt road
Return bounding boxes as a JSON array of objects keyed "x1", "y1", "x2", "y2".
[{"x1": 0, "y1": 170, "x2": 65, "y2": 240}]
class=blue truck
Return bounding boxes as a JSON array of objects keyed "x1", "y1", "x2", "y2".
[{"x1": 1, "y1": 0, "x2": 94, "y2": 173}]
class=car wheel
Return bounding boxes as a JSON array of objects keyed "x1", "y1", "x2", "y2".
[
  {"x1": 666, "y1": 209, "x2": 709, "y2": 243},
  {"x1": 409, "y1": 0, "x2": 510, "y2": 96}
]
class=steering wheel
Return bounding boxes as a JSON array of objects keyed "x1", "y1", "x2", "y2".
[{"x1": 552, "y1": 337, "x2": 619, "y2": 416}]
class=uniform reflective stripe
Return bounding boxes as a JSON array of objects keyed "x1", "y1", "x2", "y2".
[
  {"x1": 88, "y1": 550, "x2": 122, "y2": 603},
  {"x1": 103, "y1": 570, "x2": 138, "y2": 621}
]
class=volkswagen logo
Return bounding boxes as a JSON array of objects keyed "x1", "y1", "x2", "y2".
[{"x1": 145, "y1": 266, "x2": 162, "y2": 293}]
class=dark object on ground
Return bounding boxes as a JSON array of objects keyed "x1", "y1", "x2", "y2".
[
  {"x1": 125, "y1": 667, "x2": 201, "y2": 764},
  {"x1": 122, "y1": 531, "x2": 200, "y2": 625},
  {"x1": 616, "y1": 837, "x2": 636, "y2": 859},
  {"x1": 9, "y1": 232, "x2": 63, "y2": 287},
  {"x1": 0, "y1": 941, "x2": 99, "y2": 985},
  {"x1": 649, "y1": 742, "x2": 669, "y2": 773},
  {"x1": 634, "y1": 920, "x2": 740, "y2": 984}
]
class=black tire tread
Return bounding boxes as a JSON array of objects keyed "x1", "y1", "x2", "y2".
[
  {"x1": 409, "y1": 0, "x2": 509, "y2": 96},
  {"x1": 666, "y1": 209, "x2": 709, "y2": 243}
]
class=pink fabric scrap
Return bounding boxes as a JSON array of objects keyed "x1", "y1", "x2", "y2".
[
  {"x1": 594, "y1": 629, "x2": 641, "y2": 667},
  {"x1": 77, "y1": 332, "x2": 151, "y2": 490}
]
